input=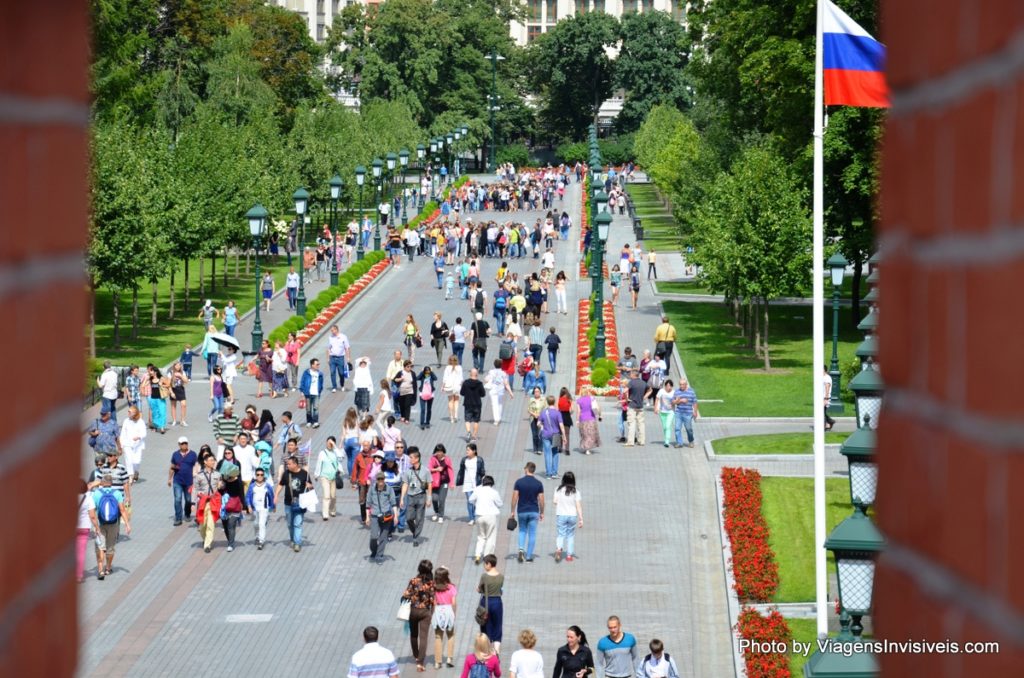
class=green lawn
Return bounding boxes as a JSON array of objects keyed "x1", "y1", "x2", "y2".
[
  {"x1": 787, "y1": 618, "x2": 819, "y2": 675},
  {"x1": 713, "y1": 432, "x2": 850, "y2": 455},
  {"x1": 664, "y1": 301, "x2": 861, "y2": 417},
  {"x1": 761, "y1": 477, "x2": 850, "y2": 603},
  {"x1": 656, "y1": 280, "x2": 711, "y2": 295}
]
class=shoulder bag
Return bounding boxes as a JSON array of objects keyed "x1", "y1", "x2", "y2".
[
  {"x1": 397, "y1": 598, "x2": 412, "y2": 621},
  {"x1": 474, "y1": 583, "x2": 490, "y2": 625}
]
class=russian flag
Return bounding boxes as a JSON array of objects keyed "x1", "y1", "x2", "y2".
[{"x1": 823, "y1": 0, "x2": 889, "y2": 108}]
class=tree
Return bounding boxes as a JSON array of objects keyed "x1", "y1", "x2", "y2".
[
  {"x1": 614, "y1": 11, "x2": 691, "y2": 133},
  {"x1": 90, "y1": 0, "x2": 162, "y2": 123},
  {"x1": 633, "y1": 104, "x2": 688, "y2": 170},
  {"x1": 526, "y1": 12, "x2": 620, "y2": 141},
  {"x1": 648, "y1": 117, "x2": 715, "y2": 243}
]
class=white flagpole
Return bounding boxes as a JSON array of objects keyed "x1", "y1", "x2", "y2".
[{"x1": 812, "y1": 0, "x2": 828, "y2": 638}]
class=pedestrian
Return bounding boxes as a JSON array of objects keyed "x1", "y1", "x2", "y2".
[
  {"x1": 367, "y1": 471, "x2": 399, "y2": 562},
  {"x1": 671, "y1": 378, "x2": 700, "y2": 449},
  {"x1": 403, "y1": 559, "x2": 435, "y2": 671},
  {"x1": 624, "y1": 370, "x2": 650, "y2": 447},
  {"x1": 246, "y1": 465, "x2": 275, "y2": 549},
  {"x1": 539, "y1": 396, "x2": 566, "y2": 479},
  {"x1": 213, "y1": 402, "x2": 242, "y2": 459},
  {"x1": 510, "y1": 462, "x2": 545, "y2": 563},
  {"x1": 554, "y1": 270, "x2": 568, "y2": 314},
  {"x1": 545, "y1": 327, "x2": 561, "y2": 373},
  {"x1": 646, "y1": 250, "x2": 657, "y2": 280},
  {"x1": 395, "y1": 361, "x2": 418, "y2": 424},
  {"x1": 261, "y1": 271, "x2": 274, "y2": 311},
  {"x1": 286, "y1": 266, "x2": 300, "y2": 309},
  {"x1": 509, "y1": 629, "x2": 545, "y2": 678},
  {"x1": 222, "y1": 347, "x2": 239, "y2": 405},
  {"x1": 456, "y1": 442, "x2": 486, "y2": 525},
  {"x1": 96, "y1": 360, "x2": 119, "y2": 422},
  {"x1": 442, "y1": 355, "x2": 464, "y2": 423},
  {"x1": 527, "y1": 388, "x2": 545, "y2": 455},
  {"x1": 77, "y1": 480, "x2": 99, "y2": 583},
  {"x1": 418, "y1": 365, "x2": 437, "y2": 429},
  {"x1": 223, "y1": 300, "x2": 238, "y2": 336},
  {"x1": 553, "y1": 626, "x2": 595, "y2": 678},
  {"x1": 609, "y1": 265, "x2": 622, "y2": 305},
  {"x1": 635, "y1": 639, "x2": 679, "y2": 678},
  {"x1": 256, "y1": 340, "x2": 274, "y2": 398},
  {"x1": 342, "y1": 408, "x2": 361, "y2": 475},
  {"x1": 257, "y1": 408, "x2": 275, "y2": 446},
  {"x1": 652, "y1": 316, "x2": 677, "y2": 365},
  {"x1": 558, "y1": 388, "x2": 574, "y2": 454},
  {"x1": 87, "y1": 409, "x2": 122, "y2": 457},
  {"x1": 460, "y1": 368, "x2": 486, "y2": 441},
  {"x1": 654, "y1": 380, "x2": 676, "y2": 448},
  {"x1": 275, "y1": 409, "x2": 303, "y2": 462},
  {"x1": 645, "y1": 353, "x2": 667, "y2": 409},
  {"x1": 145, "y1": 365, "x2": 167, "y2": 435},
  {"x1": 119, "y1": 405, "x2": 148, "y2": 481},
  {"x1": 168, "y1": 436, "x2": 197, "y2": 526},
  {"x1": 629, "y1": 263, "x2": 641, "y2": 310},
  {"x1": 275, "y1": 454, "x2": 313, "y2": 552},
  {"x1": 823, "y1": 366, "x2": 836, "y2": 431},
  {"x1": 401, "y1": 449, "x2": 433, "y2": 547},
  {"x1": 299, "y1": 358, "x2": 325, "y2": 428},
  {"x1": 315, "y1": 436, "x2": 345, "y2": 520},
  {"x1": 353, "y1": 356, "x2": 373, "y2": 414},
  {"x1": 348, "y1": 627, "x2": 400, "y2": 678},
  {"x1": 460, "y1": 634, "x2": 501, "y2": 678},
  {"x1": 469, "y1": 476, "x2": 502, "y2": 564},
  {"x1": 431, "y1": 566, "x2": 458, "y2": 669},
  {"x1": 200, "y1": 324, "x2": 220, "y2": 378},
  {"x1": 476, "y1": 556, "x2": 505, "y2": 654},
  {"x1": 596, "y1": 616, "x2": 638, "y2": 678},
  {"x1": 328, "y1": 325, "x2": 352, "y2": 392},
  {"x1": 194, "y1": 448, "x2": 222, "y2": 553},
  {"x1": 429, "y1": 312, "x2": 450, "y2": 366},
  {"x1": 123, "y1": 364, "x2": 142, "y2": 410},
  {"x1": 553, "y1": 472, "x2": 583, "y2": 563},
  {"x1": 209, "y1": 365, "x2": 225, "y2": 421},
  {"x1": 352, "y1": 441, "x2": 374, "y2": 522},
  {"x1": 234, "y1": 431, "x2": 258, "y2": 493},
  {"x1": 197, "y1": 299, "x2": 220, "y2": 331},
  {"x1": 285, "y1": 332, "x2": 301, "y2": 391},
  {"x1": 470, "y1": 312, "x2": 490, "y2": 371},
  {"x1": 271, "y1": 340, "x2": 289, "y2": 396},
  {"x1": 92, "y1": 475, "x2": 131, "y2": 580},
  {"x1": 485, "y1": 358, "x2": 514, "y2": 425},
  {"x1": 218, "y1": 459, "x2": 247, "y2": 552},
  {"x1": 429, "y1": 444, "x2": 455, "y2": 523},
  {"x1": 403, "y1": 314, "x2": 421, "y2": 362}
]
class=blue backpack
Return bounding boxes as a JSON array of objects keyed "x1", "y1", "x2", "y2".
[
  {"x1": 96, "y1": 489, "x2": 121, "y2": 525},
  {"x1": 468, "y1": 660, "x2": 490, "y2": 678},
  {"x1": 494, "y1": 294, "x2": 507, "y2": 311}
]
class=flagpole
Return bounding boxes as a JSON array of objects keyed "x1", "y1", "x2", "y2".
[{"x1": 812, "y1": 0, "x2": 828, "y2": 639}]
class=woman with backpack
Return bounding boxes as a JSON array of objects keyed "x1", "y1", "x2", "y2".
[
  {"x1": 576, "y1": 387, "x2": 602, "y2": 456},
  {"x1": 418, "y1": 365, "x2": 438, "y2": 429},
  {"x1": 403, "y1": 559, "x2": 436, "y2": 672},
  {"x1": 461, "y1": 634, "x2": 501, "y2": 678}
]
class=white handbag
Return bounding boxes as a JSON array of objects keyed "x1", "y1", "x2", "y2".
[
  {"x1": 397, "y1": 599, "x2": 411, "y2": 621},
  {"x1": 298, "y1": 489, "x2": 318, "y2": 512}
]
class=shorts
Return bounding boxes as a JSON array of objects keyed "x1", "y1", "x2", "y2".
[
  {"x1": 464, "y1": 406, "x2": 482, "y2": 423},
  {"x1": 262, "y1": 290, "x2": 273, "y2": 299},
  {"x1": 96, "y1": 522, "x2": 120, "y2": 553}
]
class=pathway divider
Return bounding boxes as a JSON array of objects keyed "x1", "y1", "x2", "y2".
[
  {"x1": 574, "y1": 299, "x2": 621, "y2": 395},
  {"x1": 293, "y1": 256, "x2": 390, "y2": 344}
]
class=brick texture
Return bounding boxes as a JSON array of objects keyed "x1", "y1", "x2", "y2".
[
  {"x1": 0, "y1": 1, "x2": 89, "y2": 675},
  {"x1": 878, "y1": 1, "x2": 1024, "y2": 673}
]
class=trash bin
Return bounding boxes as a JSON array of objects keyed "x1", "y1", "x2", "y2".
[{"x1": 633, "y1": 217, "x2": 642, "y2": 240}]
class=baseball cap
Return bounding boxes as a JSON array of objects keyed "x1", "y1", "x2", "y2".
[
  {"x1": 177, "y1": 436, "x2": 189, "y2": 444},
  {"x1": 372, "y1": 451, "x2": 384, "y2": 459}
]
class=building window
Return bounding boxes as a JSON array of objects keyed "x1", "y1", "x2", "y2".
[
  {"x1": 527, "y1": 24, "x2": 544, "y2": 42},
  {"x1": 623, "y1": 0, "x2": 637, "y2": 13},
  {"x1": 546, "y1": 0, "x2": 557, "y2": 23},
  {"x1": 528, "y1": 0, "x2": 542, "y2": 21}
]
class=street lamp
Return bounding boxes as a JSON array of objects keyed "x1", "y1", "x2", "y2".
[
  {"x1": 399, "y1": 148, "x2": 410, "y2": 225},
  {"x1": 329, "y1": 174, "x2": 344, "y2": 285},
  {"x1": 827, "y1": 252, "x2": 848, "y2": 413},
  {"x1": 386, "y1": 152, "x2": 397, "y2": 228},
  {"x1": 485, "y1": 51, "x2": 505, "y2": 173},
  {"x1": 416, "y1": 144, "x2": 426, "y2": 208},
  {"x1": 453, "y1": 129, "x2": 461, "y2": 179},
  {"x1": 371, "y1": 158, "x2": 383, "y2": 251},
  {"x1": 292, "y1": 187, "x2": 310, "y2": 316},
  {"x1": 355, "y1": 165, "x2": 366, "y2": 260},
  {"x1": 246, "y1": 203, "x2": 269, "y2": 352},
  {"x1": 593, "y1": 211, "x2": 613, "y2": 359}
]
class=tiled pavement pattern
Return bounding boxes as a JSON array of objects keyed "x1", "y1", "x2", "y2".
[{"x1": 78, "y1": 178, "x2": 736, "y2": 677}]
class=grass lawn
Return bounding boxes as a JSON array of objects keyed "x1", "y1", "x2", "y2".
[
  {"x1": 656, "y1": 280, "x2": 711, "y2": 295},
  {"x1": 713, "y1": 432, "x2": 850, "y2": 455},
  {"x1": 663, "y1": 301, "x2": 861, "y2": 417},
  {"x1": 760, "y1": 477, "x2": 850, "y2": 603},
  {"x1": 787, "y1": 618, "x2": 818, "y2": 675}
]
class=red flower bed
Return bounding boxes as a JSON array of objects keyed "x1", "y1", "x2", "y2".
[
  {"x1": 720, "y1": 467, "x2": 779, "y2": 603},
  {"x1": 295, "y1": 260, "x2": 390, "y2": 346},
  {"x1": 736, "y1": 607, "x2": 792, "y2": 678},
  {"x1": 575, "y1": 299, "x2": 621, "y2": 395}
]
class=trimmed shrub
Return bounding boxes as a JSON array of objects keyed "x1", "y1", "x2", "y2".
[{"x1": 590, "y1": 368, "x2": 611, "y2": 388}]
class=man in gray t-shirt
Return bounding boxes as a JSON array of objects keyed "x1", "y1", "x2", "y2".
[{"x1": 624, "y1": 370, "x2": 650, "y2": 446}]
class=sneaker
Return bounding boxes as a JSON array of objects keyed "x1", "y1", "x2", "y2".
[
  {"x1": 468, "y1": 520, "x2": 475, "y2": 526},
  {"x1": 566, "y1": 555, "x2": 574, "y2": 562},
  {"x1": 173, "y1": 520, "x2": 182, "y2": 526},
  {"x1": 526, "y1": 557, "x2": 534, "y2": 563},
  {"x1": 332, "y1": 388, "x2": 338, "y2": 393},
  {"x1": 208, "y1": 415, "x2": 214, "y2": 422},
  {"x1": 323, "y1": 517, "x2": 328, "y2": 521},
  {"x1": 518, "y1": 550, "x2": 525, "y2": 563},
  {"x1": 413, "y1": 540, "x2": 420, "y2": 547},
  {"x1": 227, "y1": 546, "x2": 234, "y2": 552},
  {"x1": 171, "y1": 421, "x2": 177, "y2": 427},
  {"x1": 293, "y1": 544, "x2": 301, "y2": 553},
  {"x1": 181, "y1": 421, "x2": 189, "y2": 427},
  {"x1": 688, "y1": 442, "x2": 695, "y2": 448},
  {"x1": 474, "y1": 556, "x2": 482, "y2": 565},
  {"x1": 257, "y1": 542, "x2": 264, "y2": 550},
  {"x1": 437, "y1": 517, "x2": 444, "y2": 524},
  {"x1": 204, "y1": 547, "x2": 211, "y2": 553},
  {"x1": 431, "y1": 515, "x2": 438, "y2": 522},
  {"x1": 555, "y1": 549, "x2": 562, "y2": 563}
]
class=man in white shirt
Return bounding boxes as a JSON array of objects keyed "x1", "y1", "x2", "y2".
[
  {"x1": 97, "y1": 361, "x2": 120, "y2": 421},
  {"x1": 469, "y1": 475, "x2": 503, "y2": 564},
  {"x1": 541, "y1": 248, "x2": 555, "y2": 272},
  {"x1": 379, "y1": 201, "x2": 391, "y2": 227},
  {"x1": 285, "y1": 267, "x2": 300, "y2": 310},
  {"x1": 118, "y1": 405, "x2": 148, "y2": 481},
  {"x1": 352, "y1": 356, "x2": 374, "y2": 414},
  {"x1": 348, "y1": 626, "x2": 399, "y2": 678},
  {"x1": 234, "y1": 431, "x2": 258, "y2": 493},
  {"x1": 451, "y1": 317, "x2": 468, "y2": 365},
  {"x1": 327, "y1": 325, "x2": 352, "y2": 392}
]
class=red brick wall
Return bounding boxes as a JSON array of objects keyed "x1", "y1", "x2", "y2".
[
  {"x1": 0, "y1": 1, "x2": 89, "y2": 675},
  {"x1": 877, "y1": 1, "x2": 1024, "y2": 674}
]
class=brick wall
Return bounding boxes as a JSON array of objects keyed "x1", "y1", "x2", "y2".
[
  {"x1": 0, "y1": 1, "x2": 89, "y2": 675},
  {"x1": 877, "y1": 0, "x2": 1024, "y2": 673}
]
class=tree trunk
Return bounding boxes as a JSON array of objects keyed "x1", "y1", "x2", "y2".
[
  {"x1": 198, "y1": 256, "x2": 205, "y2": 301},
  {"x1": 753, "y1": 298, "x2": 761, "y2": 357},
  {"x1": 183, "y1": 258, "x2": 190, "y2": 313},
  {"x1": 763, "y1": 298, "x2": 771, "y2": 370},
  {"x1": 210, "y1": 252, "x2": 216, "y2": 294},
  {"x1": 850, "y1": 258, "x2": 864, "y2": 325},
  {"x1": 224, "y1": 246, "x2": 229, "y2": 287},
  {"x1": 169, "y1": 268, "x2": 176, "y2": 320},
  {"x1": 150, "y1": 278, "x2": 159, "y2": 327},
  {"x1": 235, "y1": 248, "x2": 240, "y2": 277},
  {"x1": 245, "y1": 248, "x2": 251, "y2": 276},
  {"x1": 130, "y1": 286, "x2": 140, "y2": 340},
  {"x1": 88, "y1": 277, "x2": 96, "y2": 359},
  {"x1": 112, "y1": 290, "x2": 121, "y2": 350}
]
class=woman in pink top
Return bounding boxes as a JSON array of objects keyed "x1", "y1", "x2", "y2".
[
  {"x1": 284, "y1": 332, "x2": 301, "y2": 392},
  {"x1": 461, "y1": 633, "x2": 501, "y2": 678},
  {"x1": 432, "y1": 566, "x2": 459, "y2": 668}
]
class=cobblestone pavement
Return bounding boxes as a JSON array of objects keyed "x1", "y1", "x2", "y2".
[{"x1": 78, "y1": 177, "x2": 736, "y2": 677}]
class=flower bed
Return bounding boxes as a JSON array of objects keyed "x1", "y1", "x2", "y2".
[
  {"x1": 720, "y1": 467, "x2": 780, "y2": 602},
  {"x1": 575, "y1": 298, "x2": 621, "y2": 396},
  {"x1": 578, "y1": 258, "x2": 609, "y2": 280},
  {"x1": 736, "y1": 607, "x2": 792, "y2": 678},
  {"x1": 295, "y1": 258, "x2": 389, "y2": 343}
]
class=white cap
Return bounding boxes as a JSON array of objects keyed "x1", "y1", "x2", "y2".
[
  {"x1": 205, "y1": 299, "x2": 212, "y2": 307},
  {"x1": 475, "y1": 312, "x2": 483, "y2": 320},
  {"x1": 177, "y1": 436, "x2": 189, "y2": 444}
]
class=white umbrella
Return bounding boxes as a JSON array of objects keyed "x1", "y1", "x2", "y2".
[{"x1": 210, "y1": 332, "x2": 240, "y2": 351}]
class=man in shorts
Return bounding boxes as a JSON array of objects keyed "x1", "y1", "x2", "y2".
[
  {"x1": 460, "y1": 367, "x2": 486, "y2": 441},
  {"x1": 92, "y1": 475, "x2": 131, "y2": 580}
]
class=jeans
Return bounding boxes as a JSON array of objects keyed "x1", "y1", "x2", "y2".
[
  {"x1": 465, "y1": 492, "x2": 477, "y2": 522},
  {"x1": 548, "y1": 349, "x2": 557, "y2": 373},
  {"x1": 172, "y1": 481, "x2": 190, "y2": 522},
  {"x1": 209, "y1": 394, "x2": 223, "y2": 418},
  {"x1": 305, "y1": 394, "x2": 319, "y2": 425},
  {"x1": 432, "y1": 485, "x2": 448, "y2": 518},
  {"x1": 659, "y1": 411, "x2": 675, "y2": 445},
  {"x1": 370, "y1": 515, "x2": 395, "y2": 558},
  {"x1": 284, "y1": 502, "x2": 305, "y2": 546},
  {"x1": 329, "y1": 355, "x2": 346, "y2": 389},
  {"x1": 224, "y1": 323, "x2": 236, "y2": 336},
  {"x1": 419, "y1": 398, "x2": 433, "y2": 427},
  {"x1": 542, "y1": 437, "x2": 559, "y2": 477},
  {"x1": 436, "y1": 270, "x2": 443, "y2": 288},
  {"x1": 494, "y1": 310, "x2": 506, "y2": 335},
  {"x1": 206, "y1": 352, "x2": 217, "y2": 377},
  {"x1": 286, "y1": 287, "x2": 297, "y2": 309},
  {"x1": 452, "y1": 342, "x2": 465, "y2": 365},
  {"x1": 472, "y1": 347, "x2": 486, "y2": 371},
  {"x1": 674, "y1": 412, "x2": 695, "y2": 445},
  {"x1": 222, "y1": 513, "x2": 241, "y2": 548},
  {"x1": 101, "y1": 397, "x2": 117, "y2": 422},
  {"x1": 530, "y1": 418, "x2": 542, "y2": 453},
  {"x1": 556, "y1": 514, "x2": 577, "y2": 555},
  {"x1": 182, "y1": 363, "x2": 192, "y2": 380},
  {"x1": 343, "y1": 437, "x2": 359, "y2": 476},
  {"x1": 517, "y1": 511, "x2": 539, "y2": 558}
]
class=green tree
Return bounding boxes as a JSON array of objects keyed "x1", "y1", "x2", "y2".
[
  {"x1": 633, "y1": 104, "x2": 687, "y2": 169},
  {"x1": 526, "y1": 12, "x2": 620, "y2": 140},
  {"x1": 205, "y1": 23, "x2": 279, "y2": 126},
  {"x1": 614, "y1": 11, "x2": 691, "y2": 133},
  {"x1": 647, "y1": 116, "x2": 714, "y2": 241},
  {"x1": 91, "y1": 0, "x2": 161, "y2": 123}
]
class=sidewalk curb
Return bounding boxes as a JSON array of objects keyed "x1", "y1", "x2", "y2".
[
  {"x1": 714, "y1": 475, "x2": 746, "y2": 678},
  {"x1": 704, "y1": 442, "x2": 843, "y2": 462}
]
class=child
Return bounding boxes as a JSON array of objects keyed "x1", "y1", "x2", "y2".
[
  {"x1": 180, "y1": 344, "x2": 196, "y2": 380},
  {"x1": 245, "y1": 467, "x2": 276, "y2": 550},
  {"x1": 445, "y1": 272, "x2": 455, "y2": 300}
]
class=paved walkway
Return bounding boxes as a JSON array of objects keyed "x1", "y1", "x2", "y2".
[{"x1": 78, "y1": 177, "x2": 736, "y2": 677}]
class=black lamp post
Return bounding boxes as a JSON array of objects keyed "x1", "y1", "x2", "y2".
[
  {"x1": 399, "y1": 148, "x2": 409, "y2": 225},
  {"x1": 247, "y1": 204, "x2": 269, "y2": 352},
  {"x1": 445, "y1": 132, "x2": 454, "y2": 182},
  {"x1": 329, "y1": 174, "x2": 343, "y2": 285},
  {"x1": 292, "y1": 187, "x2": 310, "y2": 316},
  {"x1": 372, "y1": 158, "x2": 383, "y2": 251},
  {"x1": 594, "y1": 211, "x2": 612, "y2": 359},
  {"x1": 485, "y1": 51, "x2": 504, "y2": 173},
  {"x1": 355, "y1": 165, "x2": 366, "y2": 261},
  {"x1": 416, "y1": 144, "x2": 426, "y2": 209},
  {"x1": 827, "y1": 252, "x2": 848, "y2": 413},
  {"x1": 386, "y1": 152, "x2": 397, "y2": 226}
]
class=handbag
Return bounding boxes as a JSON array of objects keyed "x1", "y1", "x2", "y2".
[
  {"x1": 298, "y1": 397, "x2": 306, "y2": 409},
  {"x1": 335, "y1": 470, "x2": 345, "y2": 489},
  {"x1": 414, "y1": 333, "x2": 423, "y2": 348},
  {"x1": 298, "y1": 489, "x2": 318, "y2": 512},
  {"x1": 475, "y1": 587, "x2": 490, "y2": 626},
  {"x1": 506, "y1": 516, "x2": 518, "y2": 531},
  {"x1": 397, "y1": 599, "x2": 412, "y2": 622}
]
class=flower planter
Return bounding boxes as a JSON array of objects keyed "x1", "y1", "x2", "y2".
[{"x1": 293, "y1": 256, "x2": 389, "y2": 349}]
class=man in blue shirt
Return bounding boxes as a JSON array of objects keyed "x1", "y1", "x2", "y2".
[
  {"x1": 671, "y1": 378, "x2": 699, "y2": 448},
  {"x1": 168, "y1": 437, "x2": 198, "y2": 525},
  {"x1": 510, "y1": 462, "x2": 545, "y2": 563},
  {"x1": 299, "y1": 358, "x2": 325, "y2": 429},
  {"x1": 597, "y1": 615, "x2": 639, "y2": 678}
]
